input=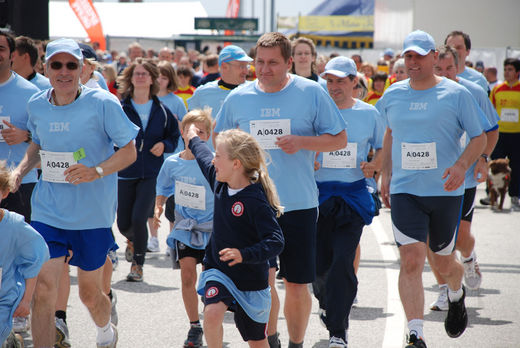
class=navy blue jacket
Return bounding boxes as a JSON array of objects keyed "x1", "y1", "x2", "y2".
[
  {"x1": 119, "y1": 95, "x2": 180, "y2": 179},
  {"x1": 189, "y1": 137, "x2": 284, "y2": 291}
]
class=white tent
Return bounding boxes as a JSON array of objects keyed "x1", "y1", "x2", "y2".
[{"x1": 49, "y1": 1, "x2": 209, "y2": 40}]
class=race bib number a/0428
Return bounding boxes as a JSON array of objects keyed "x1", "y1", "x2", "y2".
[
  {"x1": 322, "y1": 142, "x2": 357, "y2": 168},
  {"x1": 250, "y1": 119, "x2": 291, "y2": 150},
  {"x1": 40, "y1": 150, "x2": 77, "y2": 183},
  {"x1": 401, "y1": 142, "x2": 437, "y2": 170},
  {"x1": 175, "y1": 181, "x2": 206, "y2": 210}
]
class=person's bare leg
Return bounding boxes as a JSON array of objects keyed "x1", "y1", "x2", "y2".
[
  {"x1": 77, "y1": 266, "x2": 110, "y2": 327},
  {"x1": 267, "y1": 267, "x2": 279, "y2": 336},
  {"x1": 398, "y1": 243, "x2": 427, "y2": 321},
  {"x1": 203, "y1": 302, "x2": 227, "y2": 348},
  {"x1": 284, "y1": 281, "x2": 311, "y2": 344},
  {"x1": 179, "y1": 257, "x2": 200, "y2": 322}
]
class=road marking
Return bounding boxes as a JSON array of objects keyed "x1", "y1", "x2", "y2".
[{"x1": 370, "y1": 216, "x2": 406, "y2": 348}]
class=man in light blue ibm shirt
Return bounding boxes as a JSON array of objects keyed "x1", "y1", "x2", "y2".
[
  {"x1": 12, "y1": 38, "x2": 138, "y2": 348},
  {"x1": 214, "y1": 32, "x2": 347, "y2": 348},
  {"x1": 377, "y1": 30, "x2": 487, "y2": 348}
]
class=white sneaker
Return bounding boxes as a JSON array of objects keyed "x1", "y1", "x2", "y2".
[
  {"x1": 329, "y1": 336, "x2": 347, "y2": 348},
  {"x1": 55, "y1": 317, "x2": 71, "y2": 348},
  {"x1": 165, "y1": 246, "x2": 171, "y2": 257},
  {"x1": 97, "y1": 324, "x2": 118, "y2": 348},
  {"x1": 463, "y1": 255, "x2": 482, "y2": 290},
  {"x1": 147, "y1": 236, "x2": 160, "y2": 252},
  {"x1": 430, "y1": 285, "x2": 449, "y2": 311},
  {"x1": 511, "y1": 196, "x2": 520, "y2": 211},
  {"x1": 12, "y1": 316, "x2": 30, "y2": 333}
]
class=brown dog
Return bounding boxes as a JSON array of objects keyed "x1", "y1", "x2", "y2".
[{"x1": 488, "y1": 158, "x2": 511, "y2": 210}]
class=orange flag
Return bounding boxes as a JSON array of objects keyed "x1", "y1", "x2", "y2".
[
  {"x1": 69, "y1": 0, "x2": 106, "y2": 51},
  {"x1": 224, "y1": 0, "x2": 241, "y2": 36}
]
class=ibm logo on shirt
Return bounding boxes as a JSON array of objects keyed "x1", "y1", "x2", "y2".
[
  {"x1": 49, "y1": 122, "x2": 70, "y2": 132},
  {"x1": 409, "y1": 102, "x2": 428, "y2": 111},
  {"x1": 260, "y1": 108, "x2": 280, "y2": 117},
  {"x1": 179, "y1": 176, "x2": 197, "y2": 185}
]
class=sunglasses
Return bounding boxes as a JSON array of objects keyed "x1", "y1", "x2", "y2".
[{"x1": 49, "y1": 61, "x2": 79, "y2": 70}]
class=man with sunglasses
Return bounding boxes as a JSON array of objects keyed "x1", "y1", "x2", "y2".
[{"x1": 12, "y1": 38, "x2": 139, "y2": 348}]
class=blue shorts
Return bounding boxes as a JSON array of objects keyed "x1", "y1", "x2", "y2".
[
  {"x1": 277, "y1": 208, "x2": 318, "y2": 284},
  {"x1": 31, "y1": 221, "x2": 116, "y2": 271},
  {"x1": 390, "y1": 194, "x2": 463, "y2": 255},
  {"x1": 461, "y1": 187, "x2": 476, "y2": 222},
  {"x1": 203, "y1": 281, "x2": 267, "y2": 342}
]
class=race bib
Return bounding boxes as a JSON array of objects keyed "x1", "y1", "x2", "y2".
[
  {"x1": 401, "y1": 142, "x2": 437, "y2": 170},
  {"x1": 175, "y1": 181, "x2": 206, "y2": 210},
  {"x1": 249, "y1": 119, "x2": 291, "y2": 150},
  {"x1": 0, "y1": 116, "x2": 11, "y2": 142},
  {"x1": 501, "y1": 108, "x2": 519, "y2": 123},
  {"x1": 322, "y1": 142, "x2": 357, "y2": 168},
  {"x1": 40, "y1": 150, "x2": 77, "y2": 183}
]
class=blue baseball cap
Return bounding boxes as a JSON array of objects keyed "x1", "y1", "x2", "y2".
[
  {"x1": 218, "y1": 45, "x2": 253, "y2": 66},
  {"x1": 383, "y1": 48, "x2": 395, "y2": 58},
  {"x1": 45, "y1": 38, "x2": 83, "y2": 62},
  {"x1": 321, "y1": 56, "x2": 357, "y2": 78},
  {"x1": 402, "y1": 30, "x2": 436, "y2": 56},
  {"x1": 78, "y1": 43, "x2": 98, "y2": 61}
]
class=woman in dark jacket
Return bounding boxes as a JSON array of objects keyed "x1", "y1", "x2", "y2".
[{"x1": 117, "y1": 58, "x2": 180, "y2": 281}]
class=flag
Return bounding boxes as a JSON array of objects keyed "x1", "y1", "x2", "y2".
[{"x1": 69, "y1": 0, "x2": 106, "y2": 50}]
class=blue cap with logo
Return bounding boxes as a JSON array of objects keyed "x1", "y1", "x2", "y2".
[
  {"x1": 402, "y1": 30, "x2": 436, "y2": 56},
  {"x1": 45, "y1": 38, "x2": 83, "y2": 62},
  {"x1": 321, "y1": 56, "x2": 357, "y2": 78},
  {"x1": 218, "y1": 45, "x2": 253, "y2": 66}
]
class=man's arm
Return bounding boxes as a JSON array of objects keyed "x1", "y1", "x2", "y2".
[
  {"x1": 380, "y1": 128, "x2": 393, "y2": 208},
  {"x1": 12, "y1": 142, "x2": 42, "y2": 192},
  {"x1": 361, "y1": 148, "x2": 382, "y2": 178},
  {"x1": 443, "y1": 132, "x2": 486, "y2": 191},
  {"x1": 473, "y1": 129, "x2": 498, "y2": 182},
  {"x1": 275, "y1": 130, "x2": 347, "y2": 154},
  {"x1": 64, "y1": 140, "x2": 137, "y2": 185}
]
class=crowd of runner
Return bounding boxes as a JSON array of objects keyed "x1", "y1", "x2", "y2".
[{"x1": 1, "y1": 26, "x2": 519, "y2": 348}]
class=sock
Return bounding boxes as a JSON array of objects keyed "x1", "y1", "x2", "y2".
[
  {"x1": 55, "y1": 310, "x2": 67, "y2": 323},
  {"x1": 448, "y1": 286, "x2": 463, "y2": 302},
  {"x1": 96, "y1": 321, "x2": 114, "y2": 345},
  {"x1": 330, "y1": 330, "x2": 347, "y2": 341},
  {"x1": 461, "y1": 250, "x2": 475, "y2": 263},
  {"x1": 408, "y1": 319, "x2": 424, "y2": 339},
  {"x1": 267, "y1": 332, "x2": 280, "y2": 347},
  {"x1": 107, "y1": 289, "x2": 113, "y2": 301},
  {"x1": 288, "y1": 341, "x2": 303, "y2": 348},
  {"x1": 190, "y1": 320, "x2": 201, "y2": 327}
]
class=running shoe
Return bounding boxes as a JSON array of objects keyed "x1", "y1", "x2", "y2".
[
  {"x1": 267, "y1": 332, "x2": 281, "y2": 348},
  {"x1": 165, "y1": 246, "x2": 171, "y2": 257},
  {"x1": 125, "y1": 240, "x2": 133, "y2": 263},
  {"x1": 405, "y1": 333, "x2": 427, "y2": 348},
  {"x1": 444, "y1": 285, "x2": 468, "y2": 338},
  {"x1": 96, "y1": 324, "x2": 118, "y2": 348},
  {"x1": 111, "y1": 290, "x2": 118, "y2": 326},
  {"x1": 329, "y1": 336, "x2": 347, "y2": 348},
  {"x1": 184, "y1": 324, "x2": 203, "y2": 348},
  {"x1": 12, "y1": 316, "x2": 30, "y2": 333},
  {"x1": 352, "y1": 296, "x2": 358, "y2": 307},
  {"x1": 55, "y1": 317, "x2": 71, "y2": 348},
  {"x1": 430, "y1": 285, "x2": 449, "y2": 311},
  {"x1": 463, "y1": 256, "x2": 482, "y2": 290},
  {"x1": 2, "y1": 330, "x2": 23, "y2": 348},
  {"x1": 108, "y1": 250, "x2": 118, "y2": 271},
  {"x1": 511, "y1": 196, "x2": 520, "y2": 211},
  {"x1": 126, "y1": 262, "x2": 143, "y2": 282},
  {"x1": 147, "y1": 236, "x2": 160, "y2": 252},
  {"x1": 479, "y1": 197, "x2": 490, "y2": 206}
]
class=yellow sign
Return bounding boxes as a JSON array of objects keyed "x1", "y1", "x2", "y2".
[{"x1": 298, "y1": 15, "x2": 374, "y2": 32}]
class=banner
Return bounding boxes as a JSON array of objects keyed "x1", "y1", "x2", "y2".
[
  {"x1": 224, "y1": 0, "x2": 240, "y2": 36},
  {"x1": 299, "y1": 15, "x2": 374, "y2": 32},
  {"x1": 69, "y1": 0, "x2": 106, "y2": 50}
]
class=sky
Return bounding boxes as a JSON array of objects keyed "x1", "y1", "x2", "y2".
[{"x1": 100, "y1": 0, "x2": 323, "y2": 32}]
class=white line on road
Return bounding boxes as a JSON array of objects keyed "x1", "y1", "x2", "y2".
[{"x1": 370, "y1": 216, "x2": 406, "y2": 348}]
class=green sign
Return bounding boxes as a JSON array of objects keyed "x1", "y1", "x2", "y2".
[{"x1": 195, "y1": 17, "x2": 258, "y2": 31}]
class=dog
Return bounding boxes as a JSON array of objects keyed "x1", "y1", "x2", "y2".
[{"x1": 487, "y1": 158, "x2": 511, "y2": 210}]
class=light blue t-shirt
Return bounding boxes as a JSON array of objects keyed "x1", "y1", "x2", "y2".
[
  {"x1": 0, "y1": 72, "x2": 40, "y2": 184},
  {"x1": 93, "y1": 70, "x2": 109, "y2": 91},
  {"x1": 156, "y1": 153, "x2": 214, "y2": 249},
  {"x1": 29, "y1": 72, "x2": 51, "y2": 91},
  {"x1": 458, "y1": 77, "x2": 498, "y2": 188},
  {"x1": 458, "y1": 67, "x2": 489, "y2": 93},
  {"x1": 215, "y1": 74, "x2": 347, "y2": 211},
  {"x1": 131, "y1": 99, "x2": 152, "y2": 131},
  {"x1": 158, "y1": 93, "x2": 187, "y2": 155},
  {"x1": 376, "y1": 78, "x2": 485, "y2": 197},
  {"x1": 0, "y1": 210, "x2": 49, "y2": 343},
  {"x1": 27, "y1": 86, "x2": 139, "y2": 229},
  {"x1": 315, "y1": 100, "x2": 384, "y2": 183}
]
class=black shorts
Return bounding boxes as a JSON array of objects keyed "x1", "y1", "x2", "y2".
[
  {"x1": 203, "y1": 281, "x2": 267, "y2": 341},
  {"x1": 461, "y1": 187, "x2": 476, "y2": 222},
  {"x1": 165, "y1": 195, "x2": 176, "y2": 223},
  {"x1": 390, "y1": 193, "x2": 463, "y2": 255},
  {"x1": 277, "y1": 207, "x2": 318, "y2": 284},
  {"x1": 0, "y1": 182, "x2": 35, "y2": 223},
  {"x1": 177, "y1": 240, "x2": 205, "y2": 263}
]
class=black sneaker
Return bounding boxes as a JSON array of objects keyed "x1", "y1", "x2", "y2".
[
  {"x1": 444, "y1": 285, "x2": 468, "y2": 338},
  {"x1": 479, "y1": 197, "x2": 491, "y2": 206},
  {"x1": 184, "y1": 324, "x2": 203, "y2": 348},
  {"x1": 405, "y1": 333, "x2": 426, "y2": 348}
]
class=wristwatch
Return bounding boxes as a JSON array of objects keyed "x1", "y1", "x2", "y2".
[
  {"x1": 480, "y1": 154, "x2": 489, "y2": 163},
  {"x1": 95, "y1": 166, "x2": 104, "y2": 178}
]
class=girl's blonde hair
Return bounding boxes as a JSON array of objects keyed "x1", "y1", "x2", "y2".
[
  {"x1": 0, "y1": 161, "x2": 13, "y2": 195},
  {"x1": 216, "y1": 129, "x2": 284, "y2": 217},
  {"x1": 181, "y1": 108, "x2": 212, "y2": 135}
]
